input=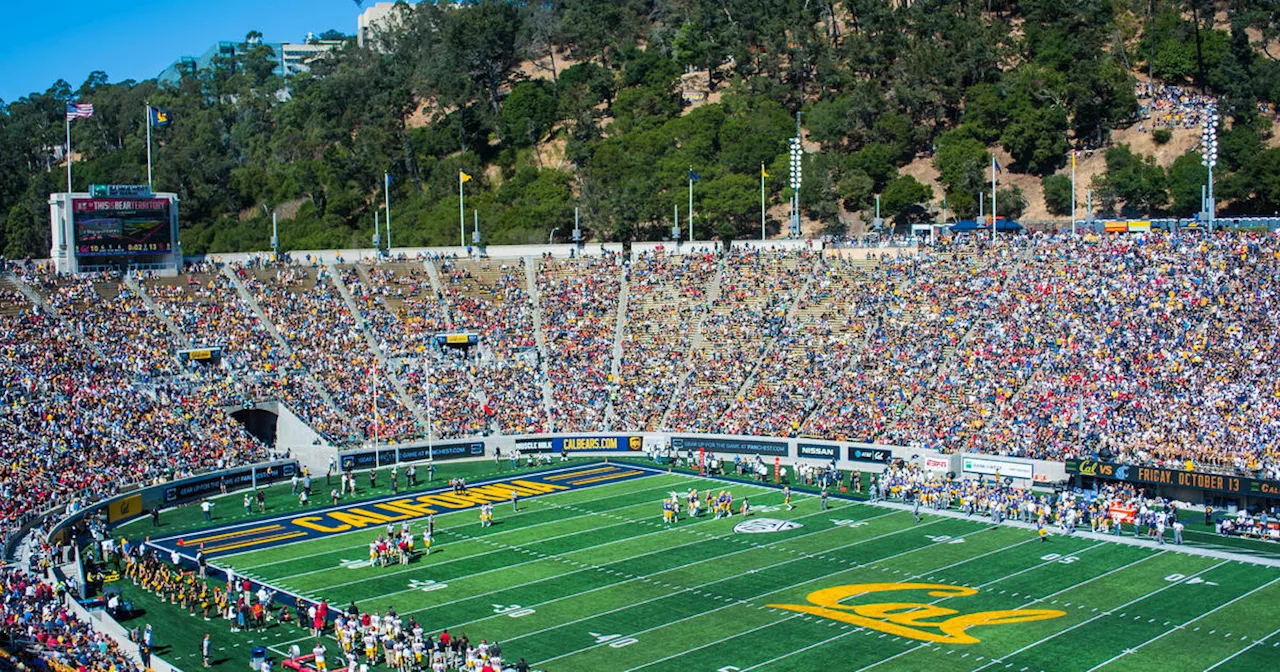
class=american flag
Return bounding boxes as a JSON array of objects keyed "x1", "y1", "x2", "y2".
[{"x1": 65, "y1": 103, "x2": 93, "y2": 120}]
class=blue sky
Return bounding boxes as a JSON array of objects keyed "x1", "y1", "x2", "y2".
[{"x1": 0, "y1": 0, "x2": 364, "y2": 102}]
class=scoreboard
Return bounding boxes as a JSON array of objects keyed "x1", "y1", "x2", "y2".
[
  {"x1": 49, "y1": 190, "x2": 180, "y2": 274},
  {"x1": 73, "y1": 198, "x2": 173, "y2": 257}
]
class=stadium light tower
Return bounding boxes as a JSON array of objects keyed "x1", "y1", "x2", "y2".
[{"x1": 1201, "y1": 110, "x2": 1218, "y2": 230}]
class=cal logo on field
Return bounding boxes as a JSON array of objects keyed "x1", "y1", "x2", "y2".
[{"x1": 734, "y1": 518, "x2": 803, "y2": 534}]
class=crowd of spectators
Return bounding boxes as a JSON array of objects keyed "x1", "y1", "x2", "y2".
[
  {"x1": 0, "y1": 567, "x2": 139, "y2": 672},
  {"x1": 1135, "y1": 82, "x2": 1218, "y2": 132},
  {"x1": 537, "y1": 254, "x2": 622, "y2": 432},
  {"x1": 662, "y1": 247, "x2": 813, "y2": 432},
  {"x1": 615, "y1": 250, "x2": 717, "y2": 431}
]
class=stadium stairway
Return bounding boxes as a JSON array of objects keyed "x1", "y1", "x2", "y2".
[
  {"x1": 0, "y1": 274, "x2": 35, "y2": 316},
  {"x1": 326, "y1": 260, "x2": 433, "y2": 433},
  {"x1": 124, "y1": 274, "x2": 191, "y2": 347},
  {"x1": 220, "y1": 265, "x2": 356, "y2": 429},
  {"x1": 722, "y1": 254, "x2": 820, "y2": 425},
  {"x1": 423, "y1": 259, "x2": 453, "y2": 328},
  {"x1": 3, "y1": 273, "x2": 53, "y2": 316},
  {"x1": 603, "y1": 264, "x2": 629, "y2": 430},
  {"x1": 658, "y1": 256, "x2": 726, "y2": 430},
  {"x1": 524, "y1": 255, "x2": 555, "y2": 431}
]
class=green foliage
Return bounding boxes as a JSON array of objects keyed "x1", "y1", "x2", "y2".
[
  {"x1": 881, "y1": 175, "x2": 933, "y2": 224},
  {"x1": 1096, "y1": 144, "x2": 1168, "y2": 216},
  {"x1": 1166, "y1": 152, "x2": 1207, "y2": 216},
  {"x1": 1041, "y1": 174, "x2": 1072, "y2": 216},
  {"x1": 933, "y1": 128, "x2": 988, "y2": 202},
  {"x1": 1152, "y1": 128, "x2": 1172, "y2": 145},
  {"x1": 995, "y1": 186, "x2": 1027, "y2": 220},
  {"x1": 3, "y1": 0, "x2": 1280, "y2": 259},
  {"x1": 500, "y1": 81, "x2": 558, "y2": 147}
]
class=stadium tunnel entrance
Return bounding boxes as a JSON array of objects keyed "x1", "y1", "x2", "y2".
[{"x1": 231, "y1": 406, "x2": 278, "y2": 449}]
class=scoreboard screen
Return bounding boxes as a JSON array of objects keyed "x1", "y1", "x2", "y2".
[{"x1": 73, "y1": 198, "x2": 173, "y2": 257}]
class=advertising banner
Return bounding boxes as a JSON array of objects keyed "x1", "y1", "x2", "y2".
[
  {"x1": 961, "y1": 455, "x2": 1034, "y2": 480},
  {"x1": 847, "y1": 446, "x2": 892, "y2": 464},
  {"x1": 671, "y1": 436, "x2": 789, "y2": 457},
  {"x1": 796, "y1": 442, "x2": 839, "y2": 460}
]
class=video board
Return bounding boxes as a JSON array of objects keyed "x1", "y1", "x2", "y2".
[{"x1": 73, "y1": 198, "x2": 173, "y2": 257}]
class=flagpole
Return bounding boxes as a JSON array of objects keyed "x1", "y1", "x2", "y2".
[
  {"x1": 145, "y1": 105, "x2": 154, "y2": 192},
  {"x1": 1070, "y1": 151, "x2": 1077, "y2": 236},
  {"x1": 760, "y1": 163, "x2": 766, "y2": 241},
  {"x1": 459, "y1": 172, "x2": 466, "y2": 248},
  {"x1": 384, "y1": 172, "x2": 392, "y2": 250},
  {"x1": 991, "y1": 154, "x2": 997, "y2": 244},
  {"x1": 66, "y1": 113, "x2": 72, "y2": 196},
  {"x1": 687, "y1": 167, "x2": 693, "y2": 243}
]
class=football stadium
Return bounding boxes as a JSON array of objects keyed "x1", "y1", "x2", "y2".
[{"x1": 7, "y1": 2, "x2": 1280, "y2": 672}]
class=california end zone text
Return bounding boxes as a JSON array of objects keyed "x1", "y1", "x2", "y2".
[{"x1": 154, "y1": 465, "x2": 652, "y2": 556}]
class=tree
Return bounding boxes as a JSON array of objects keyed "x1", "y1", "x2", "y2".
[
  {"x1": 995, "y1": 186, "x2": 1027, "y2": 220},
  {"x1": 933, "y1": 128, "x2": 988, "y2": 200},
  {"x1": 881, "y1": 175, "x2": 933, "y2": 224},
  {"x1": 1041, "y1": 174, "x2": 1072, "y2": 216},
  {"x1": 1166, "y1": 152, "x2": 1206, "y2": 216},
  {"x1": 1096, "y1": 144, "x2": 1168, "y2": 215},
  {"x1": 499, "y1": 81, "x2": 558, "y2": 148}
]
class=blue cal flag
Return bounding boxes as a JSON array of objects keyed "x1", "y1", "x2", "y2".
[
  {"x1": 149, "y1": 106, "x2": 172, "y2": 127},
  {"x1": 689, "y1": 169, "x2": 701, "y2": 181}
]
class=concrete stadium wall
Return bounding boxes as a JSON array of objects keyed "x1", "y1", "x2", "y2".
[
  {"x1": 333, "y1": 432, "x2": 1067, "y2": 492},
  {"x1": 191, "y1": 242, "x2": 628, "y2": 266}
]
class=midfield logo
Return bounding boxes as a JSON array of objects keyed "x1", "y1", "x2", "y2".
[
  {"x1": 733, "y1": 518, "x2": 804, "y2": 534},
  {"x1": 767, "y1": 583, "x2": 1066, "y2": 644}
]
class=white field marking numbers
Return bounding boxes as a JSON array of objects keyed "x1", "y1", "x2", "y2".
[
  {"x1": 408, "y1": 579, "x2": 447, "y2": 592},
  {"x1": 717, "y1": 667, "x2": 742, "y2": 671},
  {"x1": 925, "y1": 534, "x2": 965, "y2": 544},
  {"x1": 340, "y1": 559, "x2": 372, "y2": 570},
  {"x1": 831, "y1": 519, "x2": 868, "y2": 529},
  {"x1": 1164, "y1": 574, "x2": 1219, "y2": 586},
  {"x1": 754, "y1": 506, "x2": 783, "y2": 513},
  {"x1": 588, "y1": 632, "x2": 639, "y2": 648},
  {"x1": 1039, "y1": 553, "x2": 1080, "y2": 564},
  {"x1": 493, "y1": 604, "x2": 536, "y2": 618}
]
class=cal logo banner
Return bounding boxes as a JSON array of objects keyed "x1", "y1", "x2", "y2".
[
  {"x1": 108, "y1": 494, "x2": 144, "y2": 523},
  {"x1": 768, "y1": 583, "x2": 1065, "y2": 644}
]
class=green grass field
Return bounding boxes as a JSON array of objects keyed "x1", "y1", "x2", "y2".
[{"x1": 115, "y1": 462, "x2": 1280, "y2": 671}]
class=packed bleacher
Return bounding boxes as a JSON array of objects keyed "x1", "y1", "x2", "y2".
[{"x1": 3, "y1": 232, "x2": 1280, "y2": 669}]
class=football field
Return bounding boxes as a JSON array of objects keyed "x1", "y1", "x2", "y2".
[{"x1": 145, "y1": 462, "x2": 1280, "y2": 671}]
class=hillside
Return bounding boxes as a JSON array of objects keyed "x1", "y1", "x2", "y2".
[{"x1": 2, "y1": 0, "x2": 1279, "y2": 258}]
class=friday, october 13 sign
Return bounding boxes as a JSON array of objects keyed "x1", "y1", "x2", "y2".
[{"x1": 768, "y1": 583, "x2": 1065, "y2": 644}]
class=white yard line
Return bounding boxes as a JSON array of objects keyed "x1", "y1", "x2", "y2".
[
  {"x1": 430, "y1": 513, "x2": 943, "y2": 654},
  {"x1": 150, "y1": 461, "x2": 617, "y2": 542},
  {"x1": 253, "y1": 481, "x2": 703, "y2": 580},
  {"x1": 532, "y1": 520, "x2": 1000, "y2": 666},
  {"x1": 227, "y1": 478, "x2": 691, "y2": 566},
  {"x1": 855, "y1": 540, "x2": 1157, "y2": 670},
  {"x1": 271, "y1": 481, "x2": 784, "y2": 591},
  {"x1": 624, "y1": 537, "x2": 1087, "y2": 672},
  {"x1": 269, "y1": 488, "x2": 866, "y2": 652},
  {"x1": 341, "y1": 495, "x2": 857, "y2": 610},
  {"x1": 1203, "y1": 624, "x2": 1280, "y2": 671},
  {"x1": 966, "y1": 558, "x2": 1229, "y2": 672},
  {"x1": 1085, "y1": 575, "x2": 1280, "y2": 671}
]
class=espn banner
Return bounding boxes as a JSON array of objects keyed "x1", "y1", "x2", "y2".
[{"x1": 1066, "y1": 459, "x2": 1279, "y2": 497}]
